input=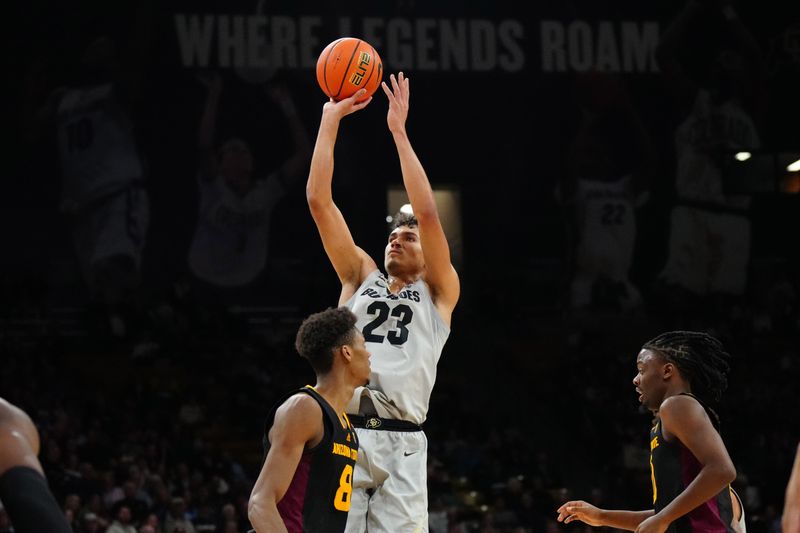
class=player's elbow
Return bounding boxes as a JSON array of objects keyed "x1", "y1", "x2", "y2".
[
  {"x1": 306, "y1": 186, "x2": 325, "y2": 210},
  {"x1": 713, "y1": 461, "x2": 737, "y2": 486},
  {"x1": 722, "y1": 464, "x2": 738, "y2": 485},
  {"x1": 247, "y1": 494, "x2": 268, "y2": 528}
]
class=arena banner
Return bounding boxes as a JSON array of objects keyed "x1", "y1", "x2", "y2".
[{"x1": 172, "y1": 12, "x2": 662, "y2": 75}]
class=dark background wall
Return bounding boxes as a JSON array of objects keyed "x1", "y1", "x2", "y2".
[{"x1": 3, "y1": 0, "x2": 800, "y2": 532}]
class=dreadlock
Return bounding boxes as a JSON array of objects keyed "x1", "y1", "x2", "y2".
[{"x1": 642, "y1": 331, "x2": 731, "y2": 425}]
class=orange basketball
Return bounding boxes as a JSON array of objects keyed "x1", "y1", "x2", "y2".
[{"x1": 316, "y1": 37, "x2": 383, "y2": 102}]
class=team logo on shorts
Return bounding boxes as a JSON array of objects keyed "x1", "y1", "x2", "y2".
[{"x1": 366, "y1": 417, "x2": 382, "y2": 429}]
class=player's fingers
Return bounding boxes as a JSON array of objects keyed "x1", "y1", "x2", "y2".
[
  {"x1": 381, "y1": 81, "x2": 394, "y2": 101},
  {"x1": 353, "y1": 96, "x2": 372, "y2": 110},
  {"x1": 395, "y1": 71, "x2": 405, "y2": 97},
  {"x1": 390, "y1": 73, "x2": 401, "y2": 94},
  {"x1": 348, "y1": 89, "x2": 367, "y2": 102},
  {"x1": 558, "y1": 501, "x2": 578, "y2": 514},
  {"x1": 401, "y1": 74, "x2": 410, "y2": 102}
]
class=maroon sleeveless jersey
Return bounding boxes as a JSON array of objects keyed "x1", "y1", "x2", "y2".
[
  {"x1": 264, "y1": 386, "x2": 358, "y2": 533},
  {"x1": 649, "y1": 393, "x2": 736, "y2": 533}
]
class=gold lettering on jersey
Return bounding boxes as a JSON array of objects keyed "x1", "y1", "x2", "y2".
[
  {"x1": 332, "y1": 442, "x2": 356, "y2": 459},
  {"x1": 649, "y1": 436, "x2": 659, "y2": 504}
]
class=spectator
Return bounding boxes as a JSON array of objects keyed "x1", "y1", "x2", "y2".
[
  {"x1": 112, "y1": 480, "x2": 149, "y2": 524},
  {"x1": 83, "y1": 512, "x2": 104, "y2": 533},
  {"x1": 106, "y1": 505, "x2": 137, "y2": 533},
  {"x1": 163, "y1": 498, "x2": 196, "y2": 533}
]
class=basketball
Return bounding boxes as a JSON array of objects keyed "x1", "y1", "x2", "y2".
[{"x1": 316, "y1": 37, "x2": 383, "y2": 102}]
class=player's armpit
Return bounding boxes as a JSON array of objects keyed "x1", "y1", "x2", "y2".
[
  {"x1": 655, "y1": 396, "x2": 736, "y2": 525},
  {"x1": 658, "y1": 396, "x2": 734, "y2": 478},
  {"x1": 248, "y1": 395, "x2": 323, "y2": 532}
]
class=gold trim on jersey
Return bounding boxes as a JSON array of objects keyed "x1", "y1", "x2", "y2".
[
  {"x1": 650, "y1": 435, "x2": 660, "y2": 504},
  {"x1": 306, "y1": 385, "x2": 355, "y2": 431}
]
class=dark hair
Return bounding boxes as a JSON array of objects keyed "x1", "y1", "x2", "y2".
[
  {"x1": 294, "y1": 307, "x2": 358, "y2": 374},
  {"x1": 389, "y1": 212, "x2": 419, "y2": 231},
  {"x1": 642, "y1": 330, "x2": 731, "y2": 406}
]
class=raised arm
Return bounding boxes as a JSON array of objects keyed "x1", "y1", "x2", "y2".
[
  {"x1": 247, "y1": 395, "x2": 323, "y2": 533},
  {"x1": 265, "y1": 81, "x2": 312, "y2": 187},
  {"x1": 306, "y1": 91, "x2": 377, "y2": 303},
  {"x1": 196, "y1": 72, "x2": 222, "y2": 180},
  {"x1": 382, "y1": 72, "x2": 460, "y2": 321},
  {"x1": 640, "y1": 395, "x2": 736, "y2": 533},
  {"x1": 654, "y1": 0, "x2": 706, "y2": 111}
]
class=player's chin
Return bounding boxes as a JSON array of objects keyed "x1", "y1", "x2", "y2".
[{"x1": 385, "y1": 257, "x2": 400, "y2": 271}]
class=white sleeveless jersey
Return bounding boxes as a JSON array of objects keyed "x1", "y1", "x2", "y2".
[
  {"x1": 345, "y1": 270, "x2": 450, "y2": 425},
  {"x1": 574, "y1": 176, "x2": 638, "y2": 280},
  {"x1": 188, "y1": 174, "x2": 284, "y2": 287},
  {"x1": 674, "y1": 89, "x2": 759, "y2": 207},
  {"x1": 55, "y1": 83, "x2": 144, "y2": 212}
]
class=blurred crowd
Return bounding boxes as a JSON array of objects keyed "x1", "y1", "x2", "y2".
[{"x1": 1, "y1": 253, "x2": 798, "y2": 533}]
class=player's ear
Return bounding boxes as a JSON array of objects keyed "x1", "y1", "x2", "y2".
[
  {"x1": 662, "y1": 362, "x2": 675, "y2": 379},
  {"x1": 340, "y1": 345, "x2": 352, "y2": 362}
]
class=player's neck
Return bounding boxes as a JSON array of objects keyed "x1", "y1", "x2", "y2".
[
  {"x1": 663, "y1": 383, "x2": 691, "y2": 402},
  {"x1": 387, "y1": 273, "x2": 420, "y2": 292},
  {"x1": 313, "y1": 379, "x2": 353, "y2": 415}
]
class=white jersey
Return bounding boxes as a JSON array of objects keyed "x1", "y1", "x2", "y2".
[
  {"x1": 674, "y1": 88, "x2": 759, "y2": 207},
  {"x1": 55, "y1": 83, "x2": 144, "y2": 212},
  {"x1": 574, "y1": 175, "x2": 638, "y2": 280},
  {"x1": 345, "y1": 270, "x2": 450, "y2": 425},
  {"x1": 188, "y1": 173, "x2": 284, "y2": 287}
]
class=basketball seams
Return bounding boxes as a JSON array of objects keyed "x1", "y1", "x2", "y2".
[
  {"x1": 321, "y1": 37, "x2": 346, "y2": 98},
  {"x1": 332, "y1": 39, "x2": 362, "y2": 99},
  {"x1": 361, "y1": 44, "x2": 379, "y2": 96}
]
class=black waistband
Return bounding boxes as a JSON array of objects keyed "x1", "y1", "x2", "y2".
[{"x1": 348, "y1": 414, "x2": 423, "y2": 432}]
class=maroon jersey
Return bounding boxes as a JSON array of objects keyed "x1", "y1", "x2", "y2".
[
  {"x1": 263, "y1": 386, "x2": 358, "y2": 533},
  {"x1": 649, "y1": 393, "x2": 736, "y2": 533}
]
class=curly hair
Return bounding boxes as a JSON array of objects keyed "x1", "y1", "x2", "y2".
[
  {"x1": 389, "y1": 211, "x2": 419, "y2": 231},
  {"x1": 642, "y1": 330, "x2": 731, "y2": 413},
  {"x1": 294, "y1": 307, "x2": 358, "y2": 375}
]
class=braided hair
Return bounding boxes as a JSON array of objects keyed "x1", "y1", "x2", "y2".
[{"x1": 642, "y1": 330, "x2": 731, "y2": 407}]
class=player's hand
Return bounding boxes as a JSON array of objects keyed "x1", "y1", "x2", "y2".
[
  {"x1": 556, "y1": 500, "x2": 605, "y2": 527},
  {"x1": 634, "y1": 513, "x2": 669, "y2": 533},
  {"x1": 382, "y1": 72, "x2": 409, "y2": 135},
  {"x1": 322, "y1": 89, "x2": 372, "y2": 119}
]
